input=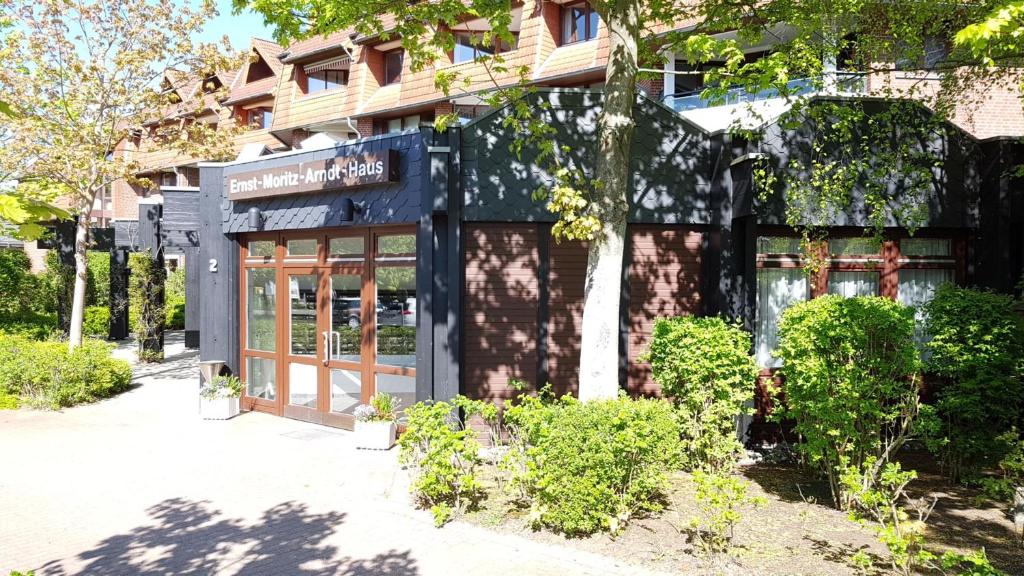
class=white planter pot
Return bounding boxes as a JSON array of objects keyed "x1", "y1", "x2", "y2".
[
  {"x1": 354, "y1": 421, "x2": 396, "y2": 450},
  {"x1": 200, "y1": 396, "x2": 240, "y2": 420}
]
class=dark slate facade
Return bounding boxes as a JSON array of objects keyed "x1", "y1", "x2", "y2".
[
  {"x1": 222, "y1": 131, "x2": 423, "y2": 233},
  {"x1": 461, "y1": 89, "x2": 714, "y2": 224}
]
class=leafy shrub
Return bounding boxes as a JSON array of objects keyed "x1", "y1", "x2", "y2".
[
  {"x1": 0, "y1": 250, "x2": 57, "y2": 339},
  {"x1": 690, "y1": 471, "x2": 765, "y2": 554},
  {"x1": 86, "y1": 250, "x2": 110, "y2": 308},
  {"x1": 83, "y1": 306, "x2": 109, "y2": 337},
  {"x1": 165, "y1": 267, "x2": 185, "y2": 329},
  {"x1": 398, "y1": 399, "x2": 485, "y2": 526},
  {"x1": 920, "y1": 284, "x2": 1024, "y2": 483},
  {"x1": 776, "y1": 295, "x2": 921, "y2": 509},
  {"x1": 0, "y1": 310, "x2": 57, "y2": 340},
  {"x1": 0, "y1": 249, "x2": 39, "y2": 314},
  {"x1": 0, "y1": 335, "x2": 132, "y2": 409},
  {"x1": 503, "y1": 394, "x2": 682, "y2": 535},
  {"x1": 129, "y1": 252, "x2": 165, "y2": 362},
  {"x1": 643, "y1": 316, "x2": 758, "y2": 472}
]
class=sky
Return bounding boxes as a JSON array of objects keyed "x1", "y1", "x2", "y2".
[{"x1": 195, "y1": 0, "x2": 279, "y2": 51}]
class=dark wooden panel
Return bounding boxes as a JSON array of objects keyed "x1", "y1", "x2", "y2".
[
  {"x1": 546, "y1": 238, "x2": 587, "y2": 397},
  {"x1": 463, "y1": 224, "x2": 539, "y2": 403},
  {"x1": 628, "y1": 226, "x2": 703, "y2": 395}
]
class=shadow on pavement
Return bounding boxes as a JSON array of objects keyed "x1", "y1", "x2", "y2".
[{"x1": 36, "y1": 497, "x2": 419, "y2": 575}]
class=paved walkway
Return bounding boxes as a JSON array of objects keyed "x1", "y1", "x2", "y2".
[{"x1": 0, "y1": 334, "x2": 669, "y2": 576}]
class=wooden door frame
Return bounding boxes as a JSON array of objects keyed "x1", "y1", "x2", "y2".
[{"x1": 238, "y1": 225, "x2": 418, "y2": 429}]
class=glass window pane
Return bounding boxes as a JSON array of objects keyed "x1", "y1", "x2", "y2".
[
  {"x1": 757, "y1": 236, "x2": 801, "y2": 254},
  {"x1": 379, "y1": 234, "x2": 416, "y2": 255},
  {"x1": 376, "y1": 266, "x2": 416, "y2": 367},
  {"x1": 246, "y1": 357, "x2": 276, "y2": 400},
  {"x1": 901, "y1": 238, "x2": 950, "y2": 257},
  {"x1": 330, "y1": 274, "x2": 362, "y2": 363},
  {"x1": 246, "y1": 268, "x2": 276, "y2": 352},
  {"x1": 587, "y1": 8, "x2": 599, "y2": 39},
  {"x1": 331, "y1": 369, "x2": 362, "y2": 414},
  {"x1": 828, "y1": 271, "x2": 880, "y2": 297},
  {"x1": 329, "y1": 236, "x2": 364, "y2": 257},
  {"x1": 289, "y1": 362, "x2": 317, "y2": 408},
  {"x1": 898, "y1": 269, "x2": 954, "y2": 350},
  {"x1": 289, "y1": 274, "x2": 318, "y2": 356},
  {"x1": 755, "y1": 268, "x2": 808, "y2": 367},
  {"x1": 829, "y1": 237, "x2": 881, "y2": 256},
  {"x1": 387, "y1": 118, "x2": 402, "y2": 134},
  {"x1": 248, "y1": 240, "x2": 275, "y2": 259},
  {"x1": 376, "y1": 373, "x2": 415, "y2": 415},
  {"x1": 287, "y1": 238, "x2": 318, "y2": 256}
]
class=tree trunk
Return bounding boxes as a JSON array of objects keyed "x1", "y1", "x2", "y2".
[
  {"x1": 577, "y1": 2, "x2": 638, "y2": 401},
  {"x1": 68, "y1": 198, "x2": 92, "y2": 350}
]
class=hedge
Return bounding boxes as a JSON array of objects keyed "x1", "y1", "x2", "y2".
[{"x1": 0, "y1": 335, "x2": 132, "y2": 409}]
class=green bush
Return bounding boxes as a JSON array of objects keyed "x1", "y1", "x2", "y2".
[
  {"x1": 776, "y1": 295, "x2": 921, "y2": 510},
  {"x1": 0, "y1": 249, "x2": 39, "y2": 314},
  {"x1": 643, "y1": 316, "x2": 758, "y2": 472},
  {"x1": 165, "y1": 267, "x2": 185, "y2": 329},
  {"x1": 398, "y1": 399, "x2": 485, "y2": 526},
  {"x1": 129, "y1": 252, "x2": 165, "y2": 362},
  {"x1": 920, "y1": 284, "x2": 1024, "y2": 483},
  {"x1": 83, "y1": 306, "x2": 109, "y2": 337},
  {"x1": 0, "y1": 310, "x2": 57, "y2": 340},
  {"x1": 86, "y1": 251, "x2": 110, "y2": 308},
  {"x1": 503, "y1": 394, "x2": 682, "y2": 535},
  {"x1": 0, "y1": 335, "x2": 132, "y2": 409}
]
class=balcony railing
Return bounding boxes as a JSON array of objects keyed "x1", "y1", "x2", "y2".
[{"x1": 664, "y1": 72, "x2": 868, "y2": 112}]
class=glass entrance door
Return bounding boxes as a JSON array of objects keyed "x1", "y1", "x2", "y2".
[{"x1": 240, "y1": 227, "x2": 417, "y2": 429}]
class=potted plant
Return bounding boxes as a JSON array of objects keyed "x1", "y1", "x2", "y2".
[
  {"x1": 200, "y1": 375, "x2": 243, "y2": 420},
  {"x1": 353, "y1": 393, "x2": 399, "y2": 450}
]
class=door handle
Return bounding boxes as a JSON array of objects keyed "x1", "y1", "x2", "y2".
[{"x1": 322, "y1": 330, "x2": 331, "y2": 366}]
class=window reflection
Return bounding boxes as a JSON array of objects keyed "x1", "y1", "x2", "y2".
[
  {"x1": 375, "y1": 266, "x2": 416, "y2": 367},
  {"x1": 330, "y1": 274, "x2": 361, "y2": 363},
  {"x1": 290, "y1": 274, "x2": 318, "y2": 356},
  {"x1": 247, "y1": 269, "x2": 276, "y2": 352}
]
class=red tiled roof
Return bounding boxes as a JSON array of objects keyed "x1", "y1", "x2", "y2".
[
  {"x1": 280, "y1": 30, "x2": 352, "y2": 63},
  {"x1": 223, "y1": 76, "x2": 278, "y2": 105}
]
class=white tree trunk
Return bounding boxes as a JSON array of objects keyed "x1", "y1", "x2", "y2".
[
  {"x1": 67, "y1": 198, "x2": 92, "y2": 350},
  {"x1": 577, "y1": 2, "x2": 638, "y2": 401}
]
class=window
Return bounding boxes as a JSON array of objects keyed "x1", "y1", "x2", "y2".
[
  {"x1": 756, "y1": 268, "x2": 809, "y2": 367},
  {"x1": 248, "y1": 108, "x2": 273, "y2": 129},
  {"x1": 307, "y1": 69, "x2": 347, "y2": 94},
  {"x1": 453, "y1": 32, "x2": 518, "y2": 63},
  {"x1": 562, "y1": 2, "x2": 599, "y2": 44},
  {"x1": 383, "y1": 50, "x2": 403, "y2": 85},
  {"x1": 754, "y1": 233, "x2": 960, "y2": 366},
  {"x1": 895, "y1": 35, "x2": 951, "y2": 71},
  {"x1": 375, "y1": 113, "x2": 431, "y2": 135}
]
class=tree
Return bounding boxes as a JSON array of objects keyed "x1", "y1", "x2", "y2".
[
  {"x1": 0, "y1": 0, "x2": 243, "y2": 350},
  {"x1": 236, "y1": 0, "x2": 1002, "y2": 397}
]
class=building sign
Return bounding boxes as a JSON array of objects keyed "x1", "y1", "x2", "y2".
[{"x1": 226, "y1": 149, "x2": 399, "y2": 200}]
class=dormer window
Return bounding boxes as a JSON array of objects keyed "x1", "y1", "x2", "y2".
[
  {"x1": 453, "y1": 32, "x2": 518, "y2": 63},
  {"x1": 307, "y1": 70, "x2": 347, "y2": 93},
  {"x1": 201, "y1": 76, "x2": 223, "y2": 94},
  {"x1": 561, "y1": 2, "x2": 599, "y2": 45},
  {"x1": 300, "y1": 56, "x2": 350, "y2": 95},
  {"x1": 383, "y1": 49, "x2": 403, "y2": 85},
  {"x1": 246, "y1": 56, "x2": 274, "y2": 83}
]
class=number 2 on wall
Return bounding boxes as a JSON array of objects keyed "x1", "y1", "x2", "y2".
[{"x1": 208, "y1": 258, "x2": 218, "y2": 273}]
